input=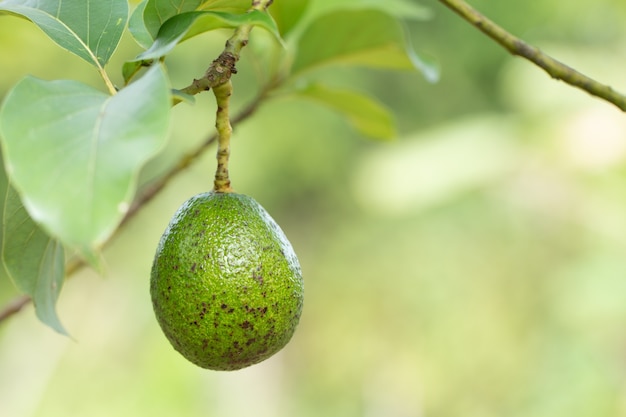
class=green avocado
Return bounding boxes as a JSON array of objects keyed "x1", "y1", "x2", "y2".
[{"x1": 150, "y1": 192, "x2": 304, "y2": 370}]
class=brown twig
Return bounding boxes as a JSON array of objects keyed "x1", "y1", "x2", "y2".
[{"x1": 437, "y1": 0, "x2": 626, "y2": 112}]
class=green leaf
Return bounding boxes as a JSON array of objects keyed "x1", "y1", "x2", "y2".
[
  {"x1": 0, "y1": 65, "x2": 171, "y2": 259},
  {"x1": 135, "y1": 10, "x2": 281, "y2": 62},
  {"x1": 142, "y1": 0, "x2": 249, "y2": 40},
  {"x1": 269, "y1": 0, "x2": 309, "y2": 37},
  {"x1": 2, "y1": 185, "x2": 67, "y2": 335},
  {"x1": 0, "y1": 0, "x2": 128, "y2": 68},
  {"x1": 308, "y1": 0, "x2": 431, "y2": 22},
  {"x1": 128, "y1": 0, "x2": 154, "y2": 49},
  {"x1": 197, "y1": 0, "x2": 251, "y2": 13},
  {"x1": 292, "y1": 83, "x2": 396, "y2": 140},
  {"x1": 143, "y1": 0, "x2": 203, "y2": 39},
  {"x1": 122, "y1": 59, "x2": 154, "y2": 85},
  {"x1": 291, "y1": 9, "x2": 438, "y2": 81}
]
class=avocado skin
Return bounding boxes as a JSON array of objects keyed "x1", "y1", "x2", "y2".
[{"x1": 150, "y1": 192, "x2": 304, "y2": 370}]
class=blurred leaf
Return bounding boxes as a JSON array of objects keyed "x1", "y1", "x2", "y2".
[
  {"x1": 292, "y1": 83, "x2": 395, "y2": 140},
  {"x1": 0, "y1": 0, "x2": 127, "y2": 68},
  {"x1": 269, "y1": 0, "x2": 309, "y2": 37},
  {"x1": 292, "y1": 9, "x2": 438, "y2": 81},
  {"x1": 0, "y1": 65, "x2": 171, "y2": 260},
  {"x1": 311, "y1": 0, "x2": 431, "y2": 21},
  {"x1": 135, "y1": 10, "x2": 281, "y2": 62},
  {"x1": 362, "y1": 0, "x2": 432, "y2": 21},
  {"x1": 128, "y1": 0, "x2": 153, "y2": 49},
  {"x1": 2, "y1": 185, "x2": 67, "y2": 335}
]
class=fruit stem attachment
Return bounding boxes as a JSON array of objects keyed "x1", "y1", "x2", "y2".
[{"x1": 213, "y1": 80, "x2": 234, "y2": 193}]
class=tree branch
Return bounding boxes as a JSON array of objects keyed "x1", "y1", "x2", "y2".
[{"x1": 437, "y1": 0, "x2": 626, "y2": 112}]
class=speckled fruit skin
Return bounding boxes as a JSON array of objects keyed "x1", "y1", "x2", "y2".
[{"x1": 150, "y1": 192, "x2": 304, "y2": 370}]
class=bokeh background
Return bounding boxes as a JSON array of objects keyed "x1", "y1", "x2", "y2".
[{"x1": 2, "y1": 0, "x2": 626, "y2": 416}]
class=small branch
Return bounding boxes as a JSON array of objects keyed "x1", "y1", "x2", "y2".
[
  {"x1": 178, "y1": 0, "x2": 275, "y2": 100},
  {"x1": 0, "y1": 295, "x2": 30, "y2": 322},
  {"x1": 437, "y1": 0, "x2": 626, "y2": 112},
  {"x1": 212, "y1": 81, "x2": 234, "y2": 192}
]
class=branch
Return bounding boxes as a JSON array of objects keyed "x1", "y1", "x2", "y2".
[
  {"x1": 178, "y1": 0, "x2": 274, "y2": 98},
  {"x1": 437, "y1": 0, "x2": 626, "y2": 112}
]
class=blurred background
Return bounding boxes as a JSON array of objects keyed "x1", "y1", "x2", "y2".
[{"x1": 2, "y1": 0, "x2": 626, "y2": 416}]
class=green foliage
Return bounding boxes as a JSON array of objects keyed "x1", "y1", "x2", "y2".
[
  {"x1": 291, "y1": 9, "x2": 433, "y2": 76},
  {"x1": 136, "y1": 10, "x2": 282, "y2": 62},
  {"x1": 2, "y1": 185, "x2": 66, "y2": 335},
  {"x1": 0, "y1": 0, "x2": 127, "y2": 68},
  {"x1": 292, "y1": 83, "x2": 396, "y2": 140},
  {"x1": 0, "y1": 65, "x2": 171, "y2": 263},
  {"x1": 0, "y1": 0, "x2": 434, "y2": 332}
]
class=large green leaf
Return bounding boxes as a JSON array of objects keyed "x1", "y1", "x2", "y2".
[
  {"x1": 0, "y1": 65, "x2": 171, "y2": 260},
  {"x1": 0, "y1": 0, "x2": 128, "y2": 68},
  {"x1": 291, "y1": 9, "x2": 438, "y2": 81},
  {"x1": 135, "y1": 10, "x2": 281, "y2": 62},
  {"x1": 2, "y1": 185, "x2": 67, "y2": 335},
  {"x1": 142, "y1": 0, "x2": 249, "y2": 39},
  {"x1": 292, "y1": 83, "x2": 395, "y2": 140},
  {"x1": 269, "y1": 0, "x2": 309, "y2": 37}
]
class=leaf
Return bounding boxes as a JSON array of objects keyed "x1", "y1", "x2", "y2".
[
  {"x1": 269, "y1": 0, "x2": 309, "y2": 37},
  {"x1": 197, "y1": 0, "x2": 251, "y2": 13},
  {"x1": 308, "y1": 0, "x2": 432, "y2": 22},
  {"x1": 292, "y1": 83, "x2": 396, "y2": 140},
  {"x1": 0, "y1": 0, "x2": 128, "y2": 68},
  {"x1": 2, "y1": 185, "x2": 67, "y2": 335},
  {"x1": 128, "y1": 0, "x2": 153, "y2": 49},
  {"x1": 0, "y1": 65, "x2": 171, "y2": 260},
  {"x1": 143, "y1": 0, "x2": 203, "y2": 39},
  {"x1": 135, "y1": 10, "x2": 282, "y2": 62},
  {"x1": 291, "y1": 9, "x2": 439, "y2": 81}
]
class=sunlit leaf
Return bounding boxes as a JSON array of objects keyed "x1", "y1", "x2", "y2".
[
  {"x1": 0, "y1": 65, "x2": 171, "y2": 260},
  {"x1": 2, "y1": 185, "x2": 67, "y2": 335},
  {"x1": 136, "y1": 10, "x2": 281, "y2": 61},
  {"x1": 269, "y1": 0, "x2": 309, "y2": 37},
  {"x1": 292, "y1": 9, "x2": 438, "y2": 81},
  {"x1": 0, "y1": 0, "x2": 128, "y2": 68},
  {"x1": 292, "y1": 83, "x2": 396, "y2": 140}
]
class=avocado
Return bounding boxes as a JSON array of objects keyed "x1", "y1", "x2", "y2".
[{"x1": 150, "y1": 192, "x2": 304, "y2": 370}]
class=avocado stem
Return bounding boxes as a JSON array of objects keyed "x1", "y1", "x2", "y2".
[{"x1": 212, "y1": 80, "x2": 234, "y2": 193}]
